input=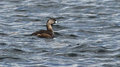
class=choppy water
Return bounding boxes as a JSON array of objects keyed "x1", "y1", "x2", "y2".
[{"x1": 0, "y1": 0, "x2": 120, "y2": 67}]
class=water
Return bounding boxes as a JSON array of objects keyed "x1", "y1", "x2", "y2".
[{"x1": 0, "y1": 0, "x2": 120, "y2": 67}]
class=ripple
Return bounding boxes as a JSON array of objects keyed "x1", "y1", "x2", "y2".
[
  {"x1": 0, "y1": 56, "x2": 20, "y2": 60},
  {"x1": 11, "y1": 48, "x2": 26, "y2": 53},
  {"x1": 0, "y1": 33, "x2": 8, "y2": 36},
  {"x1": 14, "y1": 6, "x2": 28, "y2": 12},
  {"x1": 96, "y1": 49, "x2": 108, "y2": 53},
  {"x1": 0, "y1": 56, "x2": 26, "y2": 62},
  {"x1": 14, "y1": 17, "x2": 41, "y2": 22},
  {"x1": 54, "y1": 25, "x2": 68, "y2": 30},
  {"x1": 12, "y1": 14, "x2": 29, "y2": 17},
  {"x1": 0, "y1": 42, "x2": 7, "y2": 45},
  {"x1": 66, "y1": 53, "x2": 78, "y2": 57}
]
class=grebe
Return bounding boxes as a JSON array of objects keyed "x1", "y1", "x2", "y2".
[{"x1": 31, "y1": 18, "x2": 57, "y2": 38}]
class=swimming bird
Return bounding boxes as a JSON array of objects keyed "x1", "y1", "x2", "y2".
[{"x1": 31, "y1": 18, "x2": 57, "y2": 38}]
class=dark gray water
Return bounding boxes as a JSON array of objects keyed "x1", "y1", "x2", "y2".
[{"x1": 0, "y1": 0, "x2": 120, "y2": 67}]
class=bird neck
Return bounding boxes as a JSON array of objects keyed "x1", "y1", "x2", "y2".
[{"x1": 46, "y1": 24, "x2": 53, "y2": 32}]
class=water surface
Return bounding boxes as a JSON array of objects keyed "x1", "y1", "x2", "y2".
[{"x1": 0, "y1": 0, "x2": 120, "y2": 67}]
